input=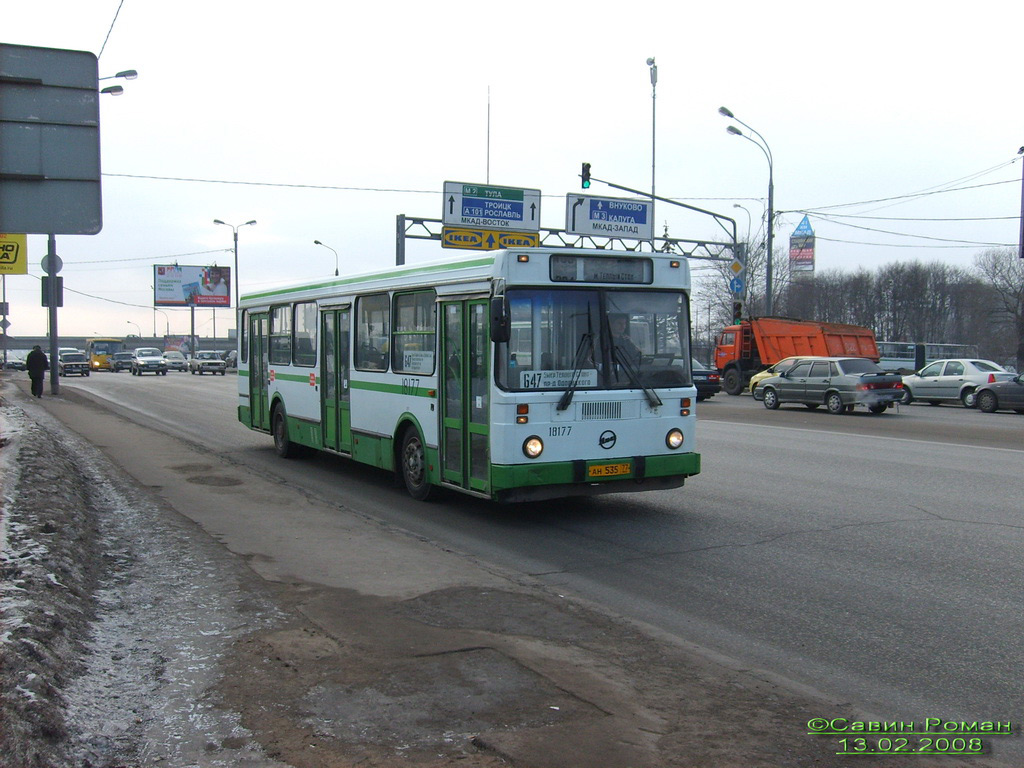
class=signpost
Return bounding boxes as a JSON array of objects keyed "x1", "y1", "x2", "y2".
[
  {"x1": 1, "y1": 43, "x2": 103, "y2": 395},
  {"x1": 443, "y1": 181, "x2": 541, "y2": 232},
  {"x1": 565, "y1": 194, "x2": 654, "y2": 241}
]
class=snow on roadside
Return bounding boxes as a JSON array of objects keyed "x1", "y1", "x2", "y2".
[{"x1": 1, "y1": 386, "x2": 288, "y2": 767}]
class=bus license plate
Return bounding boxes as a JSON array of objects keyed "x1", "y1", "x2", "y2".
[{"x1": 588, "y1": 462, "x2": 631, "y2": 478}]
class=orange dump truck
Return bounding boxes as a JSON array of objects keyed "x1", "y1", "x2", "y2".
[{"x1": 714, "y1": 316, "x2": 880, "y2": 395}]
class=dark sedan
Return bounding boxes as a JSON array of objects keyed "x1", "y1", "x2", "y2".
[
  {"x1": 975, "y1": 374, "x2": 1024, "y2": 414},
  {"x1": 691, "y1": 358, "x2": 721, "y2": 401},
  {"x1": 755, "y1": 356, "x2": 904, "y2": 414}
]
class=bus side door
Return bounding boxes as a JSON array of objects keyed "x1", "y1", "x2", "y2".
[
  {"x1": 249, "y1": 312, "x2": 271, "y2": 431},
  {"x1": 321, "y1": 308, "x2": 351, "y2": 453},
  {"x1": 440, "y1": 300, "x2": 490, "y2": 495}
]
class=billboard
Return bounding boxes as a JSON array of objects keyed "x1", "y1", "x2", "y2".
[
  {"x1": 154, "y1": 264, "x2": 231, "y2": 307},
  {"x1": 789, "y1": 216, "x2": 815, "y2": 273}
]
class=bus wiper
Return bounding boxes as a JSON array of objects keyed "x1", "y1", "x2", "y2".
[
  {"x1": 613, "y1": 346, "x2": 663, "y2": 408},
  {"x1": 557, "y1": 332, "x2": 594, "y2": 411}
]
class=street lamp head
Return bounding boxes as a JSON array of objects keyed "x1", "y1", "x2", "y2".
[
  {"x1": 117, "y1": 69, "x2": 138, "y2": 80},
  {"x1": 646, "y1": 57, "x2": 655, "y2": 67},
  {"x1": 213, "y1": 219, "x2": 226, "y2": 226},
  {"x1": 100, "y1": 85, "x2": 124, "y2": 96},
  {"x1": 244, "y1": 220, "x2": 257, "y2": 226},
  {"x1": 718, "y1": 106, "x2": 735, "y2": 118},
  {"x1": 726, "y1": 125, "x2": 743, "y2": 136},
  {"x1": 314, "y1": 239, "x2": 323, "y2": 245}
]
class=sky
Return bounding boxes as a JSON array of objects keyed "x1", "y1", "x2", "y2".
[{"x1": 2, "y1": 0, "x2": 1022, "y2": 339}]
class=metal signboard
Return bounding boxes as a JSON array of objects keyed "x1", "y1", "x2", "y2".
[
  {"x1": 0, "y1": 43, "x2": 102, "y2": 235},
  {"x1": 0, "y1": 233, "x2": 28, "y2": 274},
  {"x1": 154, "y1": 265, "x2": 232, "y2": 307},
  {"x1": 565, "y1": 194, "x2": 653, "y2": 240},
  {"x1": 443, "y1": 181, "x2": 541, "y2": 232},
  {"x1": 441, "y1": 227, "x2": 539, "y2": 250}
]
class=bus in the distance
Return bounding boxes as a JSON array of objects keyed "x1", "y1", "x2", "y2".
[
  {"x1": 85, "y1": 337, "x2": 126, "y2": 372},
  {"x1": 877, "y1": 341, "x2": 979, "y2": 374},
  {"x1": 237, "y1": 247, "x2": 700, "y2": 503}
]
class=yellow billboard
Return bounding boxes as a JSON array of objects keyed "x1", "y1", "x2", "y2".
[{"x1": 0, "y1": 234, "x2": 29, "y2": 275}]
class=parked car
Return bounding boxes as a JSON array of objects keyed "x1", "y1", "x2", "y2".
[
  {"x1": 131, "y1": 347, "x2": 168, "y2": 376},
  {"x1": 975, "y1": 374, "x2": 1024, "y2": 414},
  {"x1": 189, "y1": 350, "x2": 228, "y2": 375},
  {"x1": 221, "y1": 349, "x2": 238, "y2": 369},
  {"x1": 690, "y1": 359, "x2": 721, "y2": 401},
  {"x1": 162, "y1": 350, "x2": 188, "y2": 372},
  {"x1": 4, "y1": 356, "x2": 27, "y2": 370},
  {"x1": 110, "y1": 351, "x2": 134, "y2": 372},
  {"x1": 755, "y1": 357, "x2": 904, "y2": 414},
  {"x1": 901, "y1": 359, "x2": 1014, "y2": 408},
  {"x1": 749, "y1": 355, "x2": 829, "y2": 397},
  {"x1": 58, "y1": 351, "x2": 90, "y2": 377}
]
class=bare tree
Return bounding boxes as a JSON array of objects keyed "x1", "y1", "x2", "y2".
[{"x1": 974, "y1": 248, "x2": 1024, "y2": 370}]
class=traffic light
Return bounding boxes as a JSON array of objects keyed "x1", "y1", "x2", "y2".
[
  {"x1": 732, "y1": 300, "x2": 742, "y2": 322},
  {"x1": 581, "y1": 162, "x2": 591, "y2": 189}
]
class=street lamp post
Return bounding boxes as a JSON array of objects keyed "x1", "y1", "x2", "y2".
[
  {"x1": 213, "y1": 219, "x2": 256, "y2": 308},
  {"x1": 719, "y1": 106, "x2": 775, "y2": 314},
  {"x1": 127, "y1": 320, "x2": 141, "y2": 338},
  {"x1": 732, "y1": 203, "x2": 752, "y2": 243},
  {"x1": 646, "y1": 57, "x2": 657, "y2": 233},
  {"x1": 313, "y1": 240, "x2": 340, "y2": 276},
  {"x1": 99, "y1": 69, "x2": 137, "y2": 96}
]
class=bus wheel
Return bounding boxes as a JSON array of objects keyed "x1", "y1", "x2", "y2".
[
  {"x1": 272, "y1": 404, "x2": 301, "y2": 459},
  {"x1": 400, "y1": 427, "x2": 436, "y2": 501}
]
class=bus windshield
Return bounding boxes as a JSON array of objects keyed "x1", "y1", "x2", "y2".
[{"x1": 496, "y1": 288, "x2": 691, "y2": 391}]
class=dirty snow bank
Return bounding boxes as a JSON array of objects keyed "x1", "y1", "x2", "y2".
[{"x1": 1, "y1": 391, "x2": 286, "y2": 767}]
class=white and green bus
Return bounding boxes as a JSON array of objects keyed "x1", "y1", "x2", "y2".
[{"x1": 237, "y1": 247, "x2": 700, "y2": 502}]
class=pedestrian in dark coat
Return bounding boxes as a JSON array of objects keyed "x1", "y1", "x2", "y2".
[{"x1": 26, "y1": 345, "x2": 48, "y2": 398}]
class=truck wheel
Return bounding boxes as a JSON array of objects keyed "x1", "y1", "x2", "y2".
[
  {"x1": 826, "y1": 392, "x2": 845, "y2": 414},
  {"x1": 762, "y1": 387, "x2": 780, "y2": 410},
  {"x1": 723, "y1": 368, "x2": 744, "y2": 396}
]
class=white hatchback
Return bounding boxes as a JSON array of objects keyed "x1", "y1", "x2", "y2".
[{"x1": 901, "y1": 359, "x2": 1014, "y2": 407}]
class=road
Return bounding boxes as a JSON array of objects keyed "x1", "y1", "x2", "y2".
[{"x1": 59, "y1": 372, "x2": 1024, "y2": 761}]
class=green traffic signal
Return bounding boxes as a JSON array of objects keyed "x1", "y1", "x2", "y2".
[{"x1": 581, "y1": 162, "x2": 591, "y2": 189}]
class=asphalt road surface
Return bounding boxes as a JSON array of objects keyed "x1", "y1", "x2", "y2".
[{"x1": 56, "y1": 372, "x2": 1024, "y2": 763}]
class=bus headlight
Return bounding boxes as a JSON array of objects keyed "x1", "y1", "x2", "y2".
[
  {"x1": 665, "y1": 428, "x2": 684, "y2": 449},
  {"x1": 522, "y1": 436, "x2": 544, "y2": 459}
]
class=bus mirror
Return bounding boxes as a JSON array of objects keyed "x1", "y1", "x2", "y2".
[{"x1": 490, "y1": 296, "x2": 510, "y2": 343}]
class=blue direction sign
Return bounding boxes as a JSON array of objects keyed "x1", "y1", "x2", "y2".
[
  {"x1": 729, "y1": 276, "x2": 745, "y2": 294},
  {"x1": 565, "y1": 195, "x2": 653, "y2": 240},
  {"x1": 443, "y1": 181, "x2": 541, "y2": 232}
]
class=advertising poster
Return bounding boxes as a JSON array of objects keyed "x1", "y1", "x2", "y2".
[{"x1": 154, "y1": 264, "x2": 231, "y2": 307}]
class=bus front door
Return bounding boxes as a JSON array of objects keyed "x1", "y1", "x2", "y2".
[
  {"x1": 441, "y1": 300, "x2": 490, "y2": 495},
  {"x1": 249, "y1": 312, "x2": 271, "y2": 431},
  {"x1": 321, "y1": 308, "x2": 351, "y2": 453}
]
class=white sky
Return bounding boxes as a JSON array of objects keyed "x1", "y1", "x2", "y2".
[{"x1": 3, "y1": 0, "x2": 1022, "y2": 338}]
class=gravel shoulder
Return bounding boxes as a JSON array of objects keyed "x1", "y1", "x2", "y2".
[{"x1": 0, "y1": 374, "x2": 1004, "y2": 767}]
